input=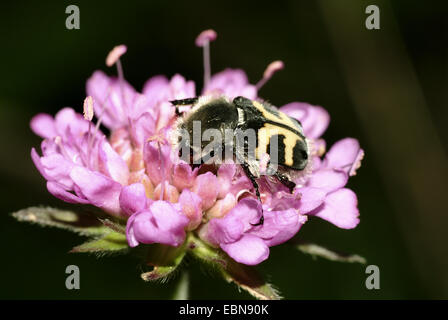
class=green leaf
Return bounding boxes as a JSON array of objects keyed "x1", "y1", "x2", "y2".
[
  {"x1": 187, "y1": 234, "x2": 281, "y2": 300},
  {"x1": 140, "y1": 244, "x2": 187, "y2": 282},
  {"x1": 70, "y1": 232, "x2": 128, "y2": 254},
  {"x1": 296, "y1": 242, "x2": 366, "y2": 264},
  {"x1": 11, "y1": 206, "x2": 110, "y2": 236}
]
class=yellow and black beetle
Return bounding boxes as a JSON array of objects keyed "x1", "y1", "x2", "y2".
[{"x1": 170, "y1": 95, "x2": 309, "y2": 225}]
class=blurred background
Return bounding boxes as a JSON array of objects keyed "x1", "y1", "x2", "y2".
[{"x1": 0, "y1": 0, "x2": 447, "y2": 299}]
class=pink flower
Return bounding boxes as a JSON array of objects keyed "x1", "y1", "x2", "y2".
[
  {"x1": 30, "y1": 31, "x2": 364, "y2": 265},
  {"x1": 202, "y1": 198, "x2": 306, "y2": 265},
  {"x1": 302, "y1": 138, "x2": 363, "y2": 229},
  {"x1": 31, "y1": 108, "x2": 127, "y2": 216},
  {"x1": 280, "y1": 102, "x2": 364, "y2": 229},
  {"x1": 126, "y1": 200, "x2": 189, "y2": 247}
]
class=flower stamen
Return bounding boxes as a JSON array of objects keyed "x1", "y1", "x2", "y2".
[
  {"x1": 83, "y1": 96, "x2": 94, "y2": 122},
  {"x1": 256, "y1": 60, "x2": 284, "y2": 90},
  {"x1": 106, "y1": 45, "x2": 127, "y2": 68},
  {"x1": 195, "y1": 29, "x2": 217, "y2": 89},
  {"x1": 106, "y1": 45, "x2": 131, "y2": 125},
  {"x1": 157, "y1": 141, "x2": 166, "y2": 201},
  {"x1": 83, "y1": 96, "x2": 95, "y2": 166}
]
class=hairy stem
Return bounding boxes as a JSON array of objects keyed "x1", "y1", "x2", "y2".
[{"x1": 172, "y1": 270, "x2": 189, "y2": 300}]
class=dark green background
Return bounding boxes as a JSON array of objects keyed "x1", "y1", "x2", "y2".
[{"x1": 0, "y1": 1, "x2": 447, "y2": 299}]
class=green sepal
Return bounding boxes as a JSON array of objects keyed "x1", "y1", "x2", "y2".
[
  {"x1": 70, "y1": 232, "x2": 129, "y2": 254},
  {"x1": 186, "y1": 233, "x2": 227, "y2": 268},
  {"x1": 220, "y1": 259, "x2": 282, "y2": 300},
  {"x1": 140, "y1": 243, "x2": 187, "y2": 283},
  {"x1": 296, "y1": 242, "x2": 366, "y2": 264},
  {"x1": 99, "y1": 218, "x2": 126, "y2": 234}
]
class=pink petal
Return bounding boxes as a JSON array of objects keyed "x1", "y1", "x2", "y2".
[
  {"x1": 252, "y1": 209, "x2": 306, "y2": 246},
  {"x1": 54, "y1": 108, "x2": 89, "y2": 138},
  {"x1": 98, "y1": 139, "x2": 130, "y2": 185},
  {"x1": 169, "y1": 74, "x2": 196, "y2": 100},
  {"x1": 207, "y1": 193, "x2": 237, "y2": 219},
  {"x1": 306, "y1": 169, "x2": 348, "y2": 193},
  {"x1": 156, "y1": 101, "x2": 176, "y2": 131},
  {"x1": 264, "y1": 191, "x2": 301, "y2": 211},
  {"x1": 130, "y1": 112, "x2": 156, "y2": 148},
  {"x1": 86, "y1": 71, "x2": 119, "y2": 128},
  {"x1": 222, "y1": 197, "x2": 262, "y2": 232},
  {"x1": 229, "y1": 175, "x2": 252, "y2": 197},
  {"x1": 312, "y1": 155, "x2": 323, "y2": 171},
  {"x1": 142, "y1": 74, "x2": 196, "y2": 108},
  {"x1": 217, "y1": 163, "x2": 236, "y2": 199},
  {"x1": 297, "y1": 187, "x2": 326, "y2": 214},
  {"x1": 151, "y1": 201, "x2": 189, "y2": 233},
  {"x1": 206, "y1": 199, "x2": 261, "y2": 244},
  {"x1": 153, "y1": 182, "x2": 179, "y2": 203},
  {"x1": 312, "y1": 139, "x2": 326, "y2": 157},
  {"x1": 40, "y1": 139, "x2": 59, "y2": 157},
  {"x1": 119, "y1": 183, "x2": 148, "y2": 216},
  {"x1": 192, "y1": 172, "x2": 219, "y2": 211},
  {"x1": 249, "y1": 209, "x2": 291, "y2": 240},
  {"x1": 39, "y1": 153, "x2": 75, "y2": 189},
  {"x1": 207, "y1": 214, "x2": 244, "y2": 245},
  {"x1": 313, "y1": 188, "x2": 360, "y2": 229},
  {"x1": 220, "y1": 235, "x2": 269, "y2": 265},
  {"x1": 30, "y1": 114, "x2": 57, "y2": 139},
  {"x1": 125, "y1": 213, "x2": 140, "y2": 247},
  {"x1": 126, "y1": 201, "x2": 189, "y2": 247},
  {"x1": 323, "y1": 138, "x2": 364, "y2": 175},
  {"x1": 178, "y1": 189, "x2": 203, "y2": 230},
  {"x1": 69, "y1": 166, "x2": 122, "y2": 215},
  {"x1": 142, "y1": 75, "x2": 170, "y2": 106},
  {"x1": 172, "y1": 161, "x2": 198, "y2": 190},
  {"x1": 86, "y1": 71, "x2": 137, "y2": 130},
  {"x1": 143, "y1": 140, "x2": 173, "y2": 187},
  {"x1": 46, "y1": 181, "x2": 89, "y2": 204},
  {"x1": 31, "y1": 148, "x2": 48, "y2": 180},
  {"x1": 128, "y1": 94, "x2": 155, "y2": 121},
  {"x1": 280, "y1": 102, "x2": 330, "y2": 139},
  {"x1": 204, "y1": 69, "x2": 257, "y2": 99}
]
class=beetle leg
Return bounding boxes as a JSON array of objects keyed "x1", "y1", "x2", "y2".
[
  {"x1": 274, "y1": 171, "x2": 296, "y2": 193},
  {"x1": 170, "y1": 97, "x2": 199, "y2": 116},
  {"x1": 170, "y1": 97, "x2": 199, "y2": 106},
  {"x1": 239, "y1": 161, "x2": 264, "y2": 226}
]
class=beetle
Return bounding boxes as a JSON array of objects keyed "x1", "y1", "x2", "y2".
[{"x1": 170, "y1": 95, "x2": 309, "y2": 225}]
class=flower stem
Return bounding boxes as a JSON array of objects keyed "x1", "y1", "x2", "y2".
[{"x1": 172, "y1": 270, "x2": 189, "y2": 300}]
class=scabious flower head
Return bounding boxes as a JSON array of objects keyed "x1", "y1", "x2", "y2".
[{"x1": 30, "y1": 30, "x2": 363, "y2": 267}]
